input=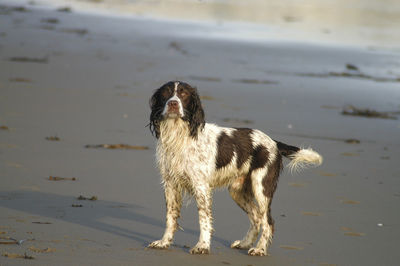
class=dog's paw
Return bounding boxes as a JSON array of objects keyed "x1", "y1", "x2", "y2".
[
  {"x1": 248, "y1": 247, "x2": 268, "y2": 256},
  {"x1": 231, "y1": 240, "x2": 252, "y2": 250},
  {"x1": 148, "y1": 239, "x2": 170, "y2": 249},
  {"x1": 189, "y1": 243, "x2": 210, "y2": 255}
]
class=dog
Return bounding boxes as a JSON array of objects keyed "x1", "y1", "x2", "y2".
[{"x1": 148, "y1": 81, "x2": 322, "y2": 256}]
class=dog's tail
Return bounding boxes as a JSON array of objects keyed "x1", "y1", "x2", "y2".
[{"x1": 275, "y1": 141, "x2": 323, "y2": 172}]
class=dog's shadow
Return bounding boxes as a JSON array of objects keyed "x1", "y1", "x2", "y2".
[{"x1": 0, "y1": 190, "x2": 230, "y2": 248}]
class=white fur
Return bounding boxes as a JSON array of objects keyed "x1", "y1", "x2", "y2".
[{"x1": 287, "y1": 148, "x2": 323, "y2": 173}]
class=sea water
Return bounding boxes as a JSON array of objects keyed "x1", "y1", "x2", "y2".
[{"x1": 10, "y1": 0, "x2": 400, "y2": 51}]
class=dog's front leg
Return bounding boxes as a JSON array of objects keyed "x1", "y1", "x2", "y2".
[
  {"x1": 148, "y1": 182, "x2": 182, "y2": 249},
  {"x1": 190, "y1": 185, "x2": 212, "y2": 254}
]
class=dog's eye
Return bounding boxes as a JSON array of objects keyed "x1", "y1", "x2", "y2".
[{"x1": 178, "y1": 89, "x2": 188, "y2": 97}]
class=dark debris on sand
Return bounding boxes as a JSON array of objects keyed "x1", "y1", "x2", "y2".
[
  {"x1": 0, "y1": 5, "x2": 30, "y2": 15},
  {"x1": 9, "y1": 56, "x2": 48, "y2": 64},
  {"x1": 222, "y1": 118, "x2": 254, "y2": 124},
  {"x1": 77, "y1": 195, "x2": 98, "y2": 201},
  {"x1": 342, "y1": 105, "x2": 399, "y2": 120},
  {"x1": 299, "y1": 63, "x2": 400, "y2": 83},
  {"x1": 344, "y1": 139, "x2": 361, "y2": 144},
  {"x1": 60, "y1": 28, "x2": 89, "y2": 36},
  {"x1": 169, "y1": 41, "x2": 188, "y2": 55},
  {"x1": 48, "y1": 176, "x2": 76, "y2": 181},
  {"x1": 85, "y1": 144, "x2": 149, "y2": 150},
  {"x1": 2, "y1": 252, "x2": 34, "y2": 260},
  {"x1": 45, "y1": 136, "x2": 60, "y2": 141},
  {"x1": 9, "y1": 77, "x2": 32, "y2": 83},
  {"x1": 232, "y1": 78, "x2": 278, "y2": 85},
  {"x1": 57, "y1": 7, "x2": 72, "y2": 13},
  {"x1": 41, "y1": 18, "x2": 60, "y2": 24}
]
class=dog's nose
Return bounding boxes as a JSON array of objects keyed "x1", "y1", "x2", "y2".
[{"x1": 168, "y1": 100, "x2": 179, "y2": 108}]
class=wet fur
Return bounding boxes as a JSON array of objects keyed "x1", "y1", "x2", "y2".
[{"x1": 148, "y1": 81, "x2": 322, "y2": 256}]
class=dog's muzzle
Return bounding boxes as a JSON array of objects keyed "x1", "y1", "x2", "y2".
[
  {"x1": 163, "y1": 97, "x2": 183, "y2": 118},
  {"x1": 167, "y1": 100, "x2": 180, "y2": 114}
]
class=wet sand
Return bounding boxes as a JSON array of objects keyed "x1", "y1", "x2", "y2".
[{"x1": 1, "y1": 3, "x2": 400, "y2": 266}]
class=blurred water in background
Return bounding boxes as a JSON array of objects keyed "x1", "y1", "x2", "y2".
[{"x1": 34, "y1": 0, "x2": 400, "y2": 50}]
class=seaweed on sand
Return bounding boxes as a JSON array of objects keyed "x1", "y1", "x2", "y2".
[{"x1": 342, "y1": 105, "x2": 398, "y2": 120}]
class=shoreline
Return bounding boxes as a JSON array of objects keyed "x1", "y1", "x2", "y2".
[{"x1": 0, "y1": 2, "x2": 399, "y2": 265}]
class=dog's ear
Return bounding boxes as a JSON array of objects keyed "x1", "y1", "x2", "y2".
[
  {"x1": 187, "y1": 88, "x2": 205, "y2": 138},
  {"x1": 149, "y1": 88, "x2": 163, "y2": 138}
]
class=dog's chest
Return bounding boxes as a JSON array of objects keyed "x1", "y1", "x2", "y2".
[
  {"x1": 157, "y1": 138, "x2": 214, "y2": 181},
  {"x1": 157, "y1": 141, "x2": 207, "y2": 172}
]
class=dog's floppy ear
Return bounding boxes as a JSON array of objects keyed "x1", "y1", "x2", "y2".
[
  {"x1": 149, "y1": 88, "x2": 163, "y2": 138},
  {"x1": 187, "y1": 87, "x2": 205, "y2": 138}
]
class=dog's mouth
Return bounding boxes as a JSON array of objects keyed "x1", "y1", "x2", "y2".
[
  {"x1": 166, "y1": 106, "x2": 180, "y2": 115},
  {"x1": 164, "y1": 110, "x2": 181, "y2": 118}
]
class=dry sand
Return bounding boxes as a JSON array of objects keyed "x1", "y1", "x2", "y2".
[{"x1": 1, "y1": 2, "x2": 400, "y2": 266}]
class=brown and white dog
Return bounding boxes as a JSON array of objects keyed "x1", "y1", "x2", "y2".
[{"x1": 148, "y1": 81, "x2": 322, "y2": 256}]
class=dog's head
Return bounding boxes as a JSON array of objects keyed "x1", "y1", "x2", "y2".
[{"x1": 149, "y1": 81, "x2": 205, "y2": 139}]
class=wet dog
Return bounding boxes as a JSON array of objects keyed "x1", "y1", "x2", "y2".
[{"x1": 148, "y1": 81, "x2": 322, "y2": 256}]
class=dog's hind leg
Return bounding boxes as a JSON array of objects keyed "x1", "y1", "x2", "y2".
[
  {"x1": 247, "y1": 171, "x2": 272, "y2": 256},
  {"x1": 229, "y1": 176, "x2": 260, "y2": 249},
  {"x1": 248, "y1": 156, "x2": 281, "y2": 256},
  {"x1": 247, "y1": 196, "x2": 273, "y2": 256}
]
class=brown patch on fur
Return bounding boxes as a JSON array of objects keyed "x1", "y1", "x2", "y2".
[
  {"x1": 267, "y1": 200, "x2": 274, "y2": 227},
  {"x1": 275, "y1": 141, "x2": 300, "y2": 157},
  {"x1": 216, "y1": 132, "x2": 235, "y2": 169},
  {"x1": 262, "y1": 142, "x2": 286, "y2": 228},
  {"x1": 233, "y1": 128, "x2": 253, "y2": 169},
  {"x1": 215, "y1": 128, "x2": 253, "y2": 170},
  {"x1": 268, "y1": 214, "x2": 275, "y2": 234},
  {"x1": 250, "y1": 145, "x2": 269, "y2": 171},
  {"x1": 242, "y1": 174, "x2": 253, "y2": 196},
  {"x1": 262, "y1": 153, "x2": 283, "y2": 199}
]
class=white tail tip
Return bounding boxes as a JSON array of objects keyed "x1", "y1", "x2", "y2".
[{"x1": 287, "y1": 148, "x2": 323, "y2": 173}]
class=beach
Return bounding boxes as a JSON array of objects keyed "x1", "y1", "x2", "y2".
[{"x1": 1, "y1": 1, "x2": 400, "y2": 265}]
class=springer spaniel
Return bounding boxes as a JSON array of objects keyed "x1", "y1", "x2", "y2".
[{"x1": 148, "y1": 81, "x2": 322, "y2": 256}]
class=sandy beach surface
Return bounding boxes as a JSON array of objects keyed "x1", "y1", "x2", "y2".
[{"x1": 1, "y1": 1, "x2": 400, "y2": 265}]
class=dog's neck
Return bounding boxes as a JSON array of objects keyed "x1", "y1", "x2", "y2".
[
  {"x1": 158, "y1": 118, "x2": 191, "y2": 149},
  {"x1": 156, "y1": 118, "x2": 192, "y2": 180}
]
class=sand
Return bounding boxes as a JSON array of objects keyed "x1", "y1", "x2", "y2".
[{"x1": 1, "y1": 2, "x2": 400, "y2": 266}]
